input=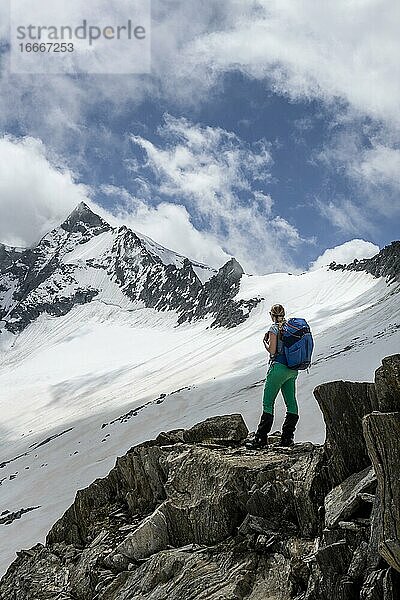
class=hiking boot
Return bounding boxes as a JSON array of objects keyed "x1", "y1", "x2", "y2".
[
  {"x1": 279, "y1": 437, "x2": 294, "y2": 447},
  {"x1": 246, "y1": 412, "x2": 273, "y2": 449},
  {"x1": 245, "y1": 433, "x2": 268, "y2": 449},
  {"x1": 279, "y1": 412, "x2": 299, "y2": 446}
]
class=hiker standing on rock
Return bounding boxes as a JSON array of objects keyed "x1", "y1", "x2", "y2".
[{"x1": 248, "y1": 304, "x2": 302, "y2": 449}]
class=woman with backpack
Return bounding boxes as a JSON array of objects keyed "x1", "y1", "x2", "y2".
[{"x1": 247, "y1": 304, "x2": 300, "y2": 449}]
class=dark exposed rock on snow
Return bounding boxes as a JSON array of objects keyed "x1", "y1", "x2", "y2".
[
  {"x1": 1, "y1": 355, "x2": 400, "y2": 600},
  {"x1": 329, "y1": 240, "x2": 400, "y2": 284},
  {"x1": 177, "y1": 258, "x2": 260, "y2": 329},
  {"x1": 0, "y1": 507, "x2": 41, "y2": 526},
  {"x1": 29, "y1": 427, "x2": 75, "y2": 450},
  {"x1": 61, "y1": 203, "x2": 111, "y2": 236},
  {"x1": 0, "y1": 244, "x2": 24, "y2": 275},
  {"x1": 0, "y1": 203, "x2": 260, "y2": 333}
]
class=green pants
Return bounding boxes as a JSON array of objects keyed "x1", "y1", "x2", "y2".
[{"x1": 263, "y1": 362, "x2": 299, "y2": 415}]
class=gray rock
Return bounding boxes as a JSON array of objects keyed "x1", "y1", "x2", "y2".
[
  {"x1": 363, "y1": 412, "x2": 400, "y2": 573},
  {"x1": 61, "y1": 202, "x2": 111, "y2": 235},
  {"x1": 0, "y1": 244, "x2": 23, "y2": 275},
  {"x1": 116, "y1": 505, "x2": 169, "y2": 561},
  {"x1": 325, "y1": 466, "x2": 376, "y2": 528},
  {"x1": 182, "y1": 414, "x2": 248, "y2": 444},
  {"x1": 305, "y1": 540, "x2": 359, "y2": 600},
  {"x1": 360, "y1": 569, "x2": 385, "y2": 600},
  {"x1": 314, "y1": 380, "x2": 378, "y2": 488},
  {"x1": 46, "y1": 444, "x2": 168, "y2": 547},
  {"x1": 374, "y1": 354, "x2": 400, "y2": 412},
  {"x1": 367, "y1": 489, "x2": 385, "y2": 570},
  {"x1": 0, "y1": 544, "x2": 69, "y2": 600},
  {"x1": 348, "y1": 541, "x2": 369, "y2": 579},
  {"x1": 360, "y1": 568, "x2": 400, "y2": 600}
]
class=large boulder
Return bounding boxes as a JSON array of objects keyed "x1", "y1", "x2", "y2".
[
  {"x1": 363, "y1": 412, "x2": 400, "y2": 573},
  {"x1": 314, "y1": 381, "x2": 377, "y2": 487},
  {"x1": 182, "y1": 414, "x2": 248, "y2": 444}
]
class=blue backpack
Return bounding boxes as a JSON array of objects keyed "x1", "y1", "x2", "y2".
[{"x1": 277, "y1": 318, "x2": 314, "y2": 370}]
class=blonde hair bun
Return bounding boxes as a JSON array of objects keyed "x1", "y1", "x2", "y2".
[
  {"x1": 270, "y1": 304, "x2": 285, "y2": 318},
  {"x1": 270, "y1": 304, "x2": 286, "y2": 331}
]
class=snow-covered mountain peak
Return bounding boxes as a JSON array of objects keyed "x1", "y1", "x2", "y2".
[
  {"x1": 1, "y1": 201, "x2": 399, "y2": 339},
  {"x1": 0, "y1": 204, "x2": 257, "y2": 335},
  {"x1": 60, "y1": 204, "x2": 216, "y2": 278}
]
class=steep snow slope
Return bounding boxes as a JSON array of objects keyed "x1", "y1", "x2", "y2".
[{"x1": 0, "y1": 266, "x2": 398, "y2": 576}]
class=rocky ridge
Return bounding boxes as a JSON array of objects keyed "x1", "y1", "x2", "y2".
[
  {"x1": 0, "y1": 203, "x2": 259, "y2": 333},
  {"x1": 1, "y1": 354, "x2": 399, "y2": 600},
  {"x1": 1, "y1": 205, "x2": 399, "y2": 336},
  {"x1": 329, "y1": 240, "x2": 400, "y2": 284}
]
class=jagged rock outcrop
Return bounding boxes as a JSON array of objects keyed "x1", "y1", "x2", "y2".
[
  {"x1": 179, "y1": 258, "x2": 260, "y2": 328},
  {"x1": 61, "y1": 203, "x2": 111, "y2": 235},
  {"x1": 0, "y1": 244, "x2": 23, "y2": 275},
  {"x1": 0, "y1": 204, "x2": 109, "y2": 330},
  {"x1": 324, "y1": 466, "x2": 376, "y2": 529},
  {"x1": 306, "y1": 353, "x2": 400, "y2": 600},
  {"x1": 0, "y1": 203, "x2": 260, "y2": 333},
  {"x1": 0, "y1": 414, "x2": 325, "y2": 600},
  {"x1": 329, "y1": 240, "x2": 400, "y2": 284},
  {"x1": 1, "y1": 355, "x2": 399, "y2": 600}
]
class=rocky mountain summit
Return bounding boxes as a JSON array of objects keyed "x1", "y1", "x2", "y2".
[
  {"x1": 1, "y1": 354, "x2": 399, "y2": 600},
  {"x1": 0, "y1": 203, "x2": 259, "y2": 334}
]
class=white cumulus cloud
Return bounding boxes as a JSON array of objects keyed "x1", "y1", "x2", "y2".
[
  {"x1": 0, "y1": 136, "x2": 90, "y2": 247},
  {"x1": 310, "y1": 239, "x2": 380, "y2": 271},
  {"x1": 100, "y1": 185, "x2": 230, "y2": 269},
  {"x1": 2, "y1": 1, "x2": 399, "y2": 146},
  {"x1": 130, "y1": 115, "x2": 310, "y2": 273},
  {"x1": 183, "y1": 0, "x2": 400, "y2": 127}
]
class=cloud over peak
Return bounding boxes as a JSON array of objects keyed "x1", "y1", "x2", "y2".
[
  {"x1": 310, "y1": 239, "x2": 380, "y2": 271},
  {"x1": 0, "y1": 136, "x2": 89, "y2": 247}
]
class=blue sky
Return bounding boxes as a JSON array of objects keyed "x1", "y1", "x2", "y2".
[{"x1": 0, "y1": 1, "x2": 399, "y2": 273}]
